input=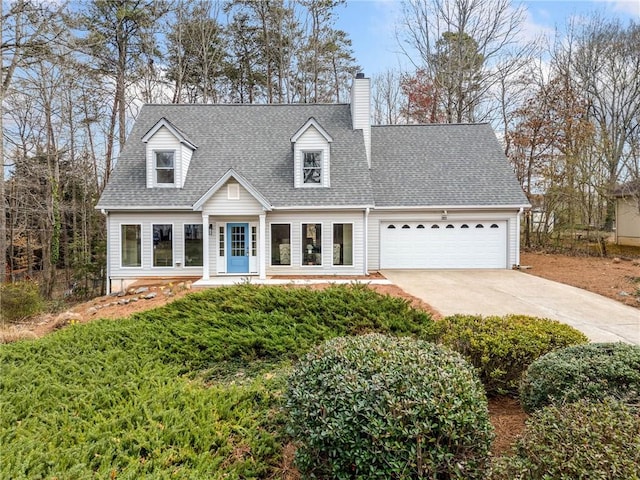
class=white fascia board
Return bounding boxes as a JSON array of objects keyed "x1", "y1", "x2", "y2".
[
  {"x1": 192, "y1": 168, "x2": 272, "y2": 211},
  {"x1": 290, "y1": 117, "x2": 334, "y2": 143},
  {"x1": 373, "y1": 204, "x2": 531, "y2": 211},
  {"x1": 95, "y1": 205, "x2": 193, "y2": 211},
  {"x1": 272, "y1": 204, "x2": 374, "y2": 210},
  {"x1": 141, "y1": 118, "x2": 197, "y2": 151}
]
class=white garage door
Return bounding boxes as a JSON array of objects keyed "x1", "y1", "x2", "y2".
[{"x1": 380, "y1": 221, "x2": 508, "y2": 269}]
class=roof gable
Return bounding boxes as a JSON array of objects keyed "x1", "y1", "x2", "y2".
[
  {"x1": 290, "y1": 117, "x2": 333, "y2": 143},
  {"x1": 192, "y1": 168, "x2": 271, "y2": 211},
  {"x1": 141, "y1": 117, "x2": 197, "y2": 151}
]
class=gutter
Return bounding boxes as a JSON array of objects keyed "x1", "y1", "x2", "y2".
[{"x1": 373, "y1": 204, "x2": 531, "y2": 211}]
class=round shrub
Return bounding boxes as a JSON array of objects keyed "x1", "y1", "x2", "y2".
[
  {"x1": 435, "y1": 314, "x2": 588, "y2": 396},
  {"x1": 520, "y1": 342, "x2": 640, "y2": 413},
  {"x1": 284, "y1": 333, "x2": 494, "y2": 479},
  {"x1": 489, "y1": 399, "x2": 640, "y2": 479},
  {"x1": 0, "y1": 281, "x2": 45, "y2": 323}
]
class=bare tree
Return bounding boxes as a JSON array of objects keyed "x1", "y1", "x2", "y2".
[
  {"x1": 1, "y1": 0, "x2": 64, "y2": 283},
  {"x1": 372, "y1": 68, "x2": 405, "y2": 124},
  {"x1": 564, "y1": 17, "x2": 640, "y2": 230},
  {"x1": 397, "y1": 0, "x2": 534, "y2": 123}
]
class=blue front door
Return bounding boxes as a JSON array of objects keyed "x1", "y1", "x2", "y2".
[{"x1": 227, "y1": 223, "x2": 249, "y2": 273}]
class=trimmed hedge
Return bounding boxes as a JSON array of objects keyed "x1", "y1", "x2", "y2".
[
  {"x1": 520, "y1": 342, "x2": 640, "y2": 413},
  {"x1": 285, "y1": 333, "x2": 494, "y2": 479},
  {"x1": 489, "y1": 399, "x2": 640, "y2": 479},
  {"x1": 435, "y1": 314, "x2": 588, "y2": 396}
]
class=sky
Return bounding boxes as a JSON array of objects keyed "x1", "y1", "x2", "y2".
[{"x1": 334, "y1": 0, "x2": 640, "y2": 76}]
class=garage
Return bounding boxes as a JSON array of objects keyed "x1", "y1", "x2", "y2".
[{"x1": 380, "y1": 221, "x2": 508, "y2": 269}]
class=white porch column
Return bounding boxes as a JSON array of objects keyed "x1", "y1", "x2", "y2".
[
  {"x1": 202, "y1": 213, "x2": 210, "y2": 280},
  {"x1": 259, "y1": 213, "x2": 266, "y2": 279}
]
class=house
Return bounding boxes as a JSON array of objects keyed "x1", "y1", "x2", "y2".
[
  {"x1": 613, "y1": 181, "x2": 640, "y2": 246},
  {"x1": 96, "y1": 74, "x2": 529, "y2": 293}
]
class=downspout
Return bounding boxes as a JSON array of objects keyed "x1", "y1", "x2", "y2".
[
  {"x1": 364, "y1": 207, "x2": 370, "y2": 275},
  {"x1": 101, "y1": 209, "x2": 110, "y2": 295},
  {"x1": 515, "y1": 207, "x2": 523, "y2": 268}
]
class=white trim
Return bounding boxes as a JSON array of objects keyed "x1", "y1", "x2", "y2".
[
  {"x1": 104, "y1": 211, "x2": 111, "y2": 294},
  {"x1": 269, "y1": 222, "x2": 292, "y2": 267},
  {"x1": 364, "y1": 207, "x2": 369, "y2": 275},
  {"x1": 97, "y1": 205, "x2": 192, "y2": 211},
  {"x1": 259, "y1": 215, "x2": 266, "y2": 279},
  {"x1": 151, "y1": 223, "x2": 175, "y2": 268},
  {"x1": 290, "y1": 117, "x2": 334, "y2": 143},
  {"x1": 142, "y1": 117, "x2": 197, "y2": 150},
  {"x1": 193, "y1": 168, "x2": 272, "y2": 211},
  {"x1": 272, "y1": 205, "x2": 374, "y2": 210},
  {"x1": 301, "y1": 221, "x2": 324, "y2": 267},
  {"x1": 119, "y1": 223, "x2": 143, "y2": 269},
  {"x1": 373, "y1": 204, "x2": 531, "y2": 210},
  {"x1": 300, "y1": 150, "x2": 324, "y2": 188},
  {"x1": 202, "y1": 214, "x2": 210, "y2": 280},
  {"x1": 331, "y1": 221, "x2": 354, "y2": 267}
]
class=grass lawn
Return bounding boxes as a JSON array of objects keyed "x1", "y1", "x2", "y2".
[{"x1": 0, "y1": 284, "x2": 435, "y2": 479}]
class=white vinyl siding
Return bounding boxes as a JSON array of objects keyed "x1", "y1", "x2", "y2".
[
  {"x1": 293, "y1": 126, "x2": 330, "y2": 188},
  {"x1": 201, "y1": 180, "x2": 264, "y2": 217},
  {"x1": 368, "y1": 210, "x2": 520, "y2": 270},
  {"x1": 350, "y1": 76, "x2": 371, "y2": 166},
  {"x1": 108, "y1": 212, "x2": 204, "y2": 289},
  {"x1": 145, "y1": 126, "x2": 193, "y2": 188},
  {"x1": 266, "y1": 211, "x2": 364, "y2": 275}
]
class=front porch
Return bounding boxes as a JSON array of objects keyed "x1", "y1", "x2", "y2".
[{"x1": 202, "y1": 214, "x2": 267, "y2": 280}]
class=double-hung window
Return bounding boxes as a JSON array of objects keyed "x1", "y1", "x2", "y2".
[
  {"x1": 155, "y1": 151, "x2": 175, "y2": 185},
  {"x1": 303, "y1": 151, "x2": 322, "y2": 185}
]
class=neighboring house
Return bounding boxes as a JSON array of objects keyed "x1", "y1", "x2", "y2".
[
  {"x1": 613, "y1": 181, "x2": 640, "y2": 246},
  {"x1": 96, "y1": 74, "x2": 529, "y2": 293}
]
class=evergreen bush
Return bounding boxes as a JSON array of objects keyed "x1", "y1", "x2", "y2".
[
  {"x1": 520, "y1": 342, "x2": 640, "y2": 413},
  {"x1": 489, "y1": 399, "x2": 640, "y2": 479},
  {"x1": 0, "y1": 281, "x2": 44, "y2": 323},
  {"x1": 285, "y1": 333, "x2": 494, "y2": 479},
  {"x1": 435, "y1": 314, "x2": 588, "y2": 396}
]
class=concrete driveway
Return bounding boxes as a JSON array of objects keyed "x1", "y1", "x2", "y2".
[{"x1": 382, "y1": 270, "x2": 640, "y2": 345}]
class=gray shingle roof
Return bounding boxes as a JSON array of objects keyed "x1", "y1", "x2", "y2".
[
  {"x1": 97, "y1": 104, "x2": 374, "y2": 209},
  {"x1": 371, "y1": 123, "x2": 529, "y2": 207},
  {"x1": 97, "y1": 105, "x2": 528, "y2": 210}
]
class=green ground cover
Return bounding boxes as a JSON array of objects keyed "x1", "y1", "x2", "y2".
[{"x1": 0, "y1": 284, "x2": 435, "y2": 479}]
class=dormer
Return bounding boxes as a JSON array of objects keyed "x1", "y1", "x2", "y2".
[
  {"x1": 290, "y1": 117, "x2": 333, "y2": 188},
  {"x1": 142, "y1": 117, "x2": 197, "y2": 189}
]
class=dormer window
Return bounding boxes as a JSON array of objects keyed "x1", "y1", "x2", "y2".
[
  {"x1": 303, "y1": 151, "x2": 322, "y2": 185},
  {"x1": 155, "y1": 151, "x2": 175, "y2": 185},
  {"x1": 291, "y1": 118, "x2": 332, "y2": 189},
  {"x1": 143, "y1": 118, "x2": 197, "y2": 189}
]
